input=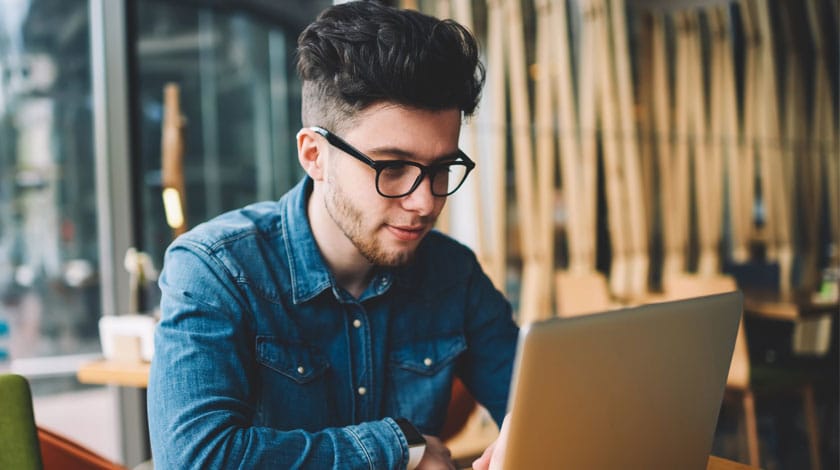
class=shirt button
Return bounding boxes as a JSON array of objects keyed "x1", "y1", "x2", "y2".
[
  {"x1": 423, "y1": 357, "x2": 433, "y2": 367},
  {"x1": 297, "y1": 366, "x2": 305, "y2": 374},
  {"x1": 353, "y1": 319, "x2": 362, "y2": 328},
  {"x1": 357, "y1": 386, "x2": 367, "y2": 396}
]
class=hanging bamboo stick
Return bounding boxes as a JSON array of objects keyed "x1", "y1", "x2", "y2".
[
  {"x1": 534, "y1": 0, "x2": 556, "y2": 319},
  {"x1": 707, "y1": 8, "x2": 725, "y2": 276},
  {"x1": 650, "y1": 13, "x2": 676, "y2": 287},
  {"x1": 734, "y1": 0, "x2": 759, "y2": 264},
  {"x1": 504, "y1": 0, "x2": 543, "y2": 323},
  {"x1": 596, "y1": 0, "x2": 633, "y2": 299},
  {"x1": 552, "y1": 0, "x2": 613, "y2": 316},
  {"x1": 778, "y1": 6, "x2": 799, "y2": 229},
  {"x1": 486, "y1": 0, "x2": 508, "y2": 294},
  {"x1": 664, "y1": 12, "x2": 692, "y2": 284},
  {"x1": 452, "y1": 0, "x2": 472, "y2": 27},
  {"x1": 806, "y1": 0, "x2": 839, "y2": 268},
  {"x1": 751, "y1": 6, "x2": 779, "y2": 262},
  {"x1": 581, "y1": 0, "x2": 634, "y2": 300},
  {"x1": 432, "y1": 1, "x2": 454, "y2": 235},
  {"x1": 684, "y1": 12, "x2": 716, "y2": 277},
  {"x1": 436, "y1": 0, "x2": 451, "y2": 18},
  {"x1": 830, "y1": 2, "x2": 840, "y2": 257},
  {"x1": 636, "y1": 15, "x2": 657, "y2": 257},
  {"x1": 778, "y1": 2, "x2": 814, "y2": 292},
  {"x1": 505, "y1": 0, "x2": 537, "y2": 252},
  {"x1": 608, "y1": 0, "x2": 649, "y2": 298},
  {"x1": 753, "y1": 0, "x2": 793, "y2": 297},
  {"x1": 577, "y1": 0, "x2": 602, "y2": 278},
  {"x1": 550, "y1": 0, "x2": 584, "y2": 275},
  {"x1": 708, "y1": 6, "x2": 738, "y2": 278},
  {"x1": 450, "y1": 0, "x2": 490, "y2": 273}
]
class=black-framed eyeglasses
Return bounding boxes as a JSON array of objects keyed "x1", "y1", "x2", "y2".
[{"x1": 310, "y1": 126, "x2": 475, "y2": 198}]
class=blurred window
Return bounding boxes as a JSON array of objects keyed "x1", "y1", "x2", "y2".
[
  {"x1": 132, "y1": 0, "x2": 323, "y2": 268},
  {"x1": 0, "y1": 0, "x2": 101, "y2": 375}
]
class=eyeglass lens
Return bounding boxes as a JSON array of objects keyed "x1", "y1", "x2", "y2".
[{"x1": 377, "y1": 162, "x2": 469, "y2": 197}]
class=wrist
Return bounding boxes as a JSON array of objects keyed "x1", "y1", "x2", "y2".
[{"x1": 394, "y1": 417, "x2": 426, "y2": 470}]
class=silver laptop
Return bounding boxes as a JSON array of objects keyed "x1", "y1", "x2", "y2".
[{"x1": 501, "y1": 292, "x2": 742, "y2": 469}]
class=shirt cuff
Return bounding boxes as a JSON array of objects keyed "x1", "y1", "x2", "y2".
[{"x1": 343, "y1": 418, "x2": 409, "y2": 470}]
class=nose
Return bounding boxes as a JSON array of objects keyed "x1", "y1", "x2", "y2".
[{"x1": 401, "y1": 174, "x2": 439, "y2": 216}]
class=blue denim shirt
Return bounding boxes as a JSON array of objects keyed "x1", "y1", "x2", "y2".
[{"x1": 148, "y1": 177, "x2": 518, "y2": 469}]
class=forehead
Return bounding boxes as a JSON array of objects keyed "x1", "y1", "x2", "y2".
[{"x1": 340, "y1": 103, "x2": 462, "y2": 161}]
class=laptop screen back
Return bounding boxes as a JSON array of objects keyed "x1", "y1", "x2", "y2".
[{"x1": 502, "y1": 292, "x2": 742, "y2": 469}]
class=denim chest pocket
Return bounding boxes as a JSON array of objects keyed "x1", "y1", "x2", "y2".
[
  {"x1": 255, "y1": 336, "x2": 331, "y2": 430},
  {"x1": 256, "y1": 337, "x2": 329, "y2": 383},
  {"x1": 387, "y1": 334, "x2": 466, "y2": 433},
  {"x1": 391, "y1": 334, "x2": 466, "y2": 374}
]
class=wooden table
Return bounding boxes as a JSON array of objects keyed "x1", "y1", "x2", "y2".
[
  {"x1": 744, "y1": 289, "x2": 839, "y2": 321},
  {"x1": 706, "y1": 455, "x2": 756, "y2": 469},
  {"x1": 76, "y1": 359, "x2": 150, "y2": 388},
  {"x1": 77, "y1": 359, "x2": 757, "y2": 469}
]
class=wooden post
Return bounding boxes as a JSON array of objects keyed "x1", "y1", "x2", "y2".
[{"x1": 161, "y1": 83, "x2": 187, "y2": 238}]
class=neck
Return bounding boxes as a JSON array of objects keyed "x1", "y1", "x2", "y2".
[{"x1": 307, "y1": 186, "x2": 374, "y2": 298}]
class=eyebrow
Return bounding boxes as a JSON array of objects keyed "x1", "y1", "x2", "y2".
[{"x1": 365, "y1": 146, "x2": 462, "y2": 164}]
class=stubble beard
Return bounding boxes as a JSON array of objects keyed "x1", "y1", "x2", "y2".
[{"x1": 324, "y1": 173, "x2": 416, "y2": 267}]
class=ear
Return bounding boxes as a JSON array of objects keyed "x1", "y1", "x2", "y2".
[{"x1": 297, "y1": 128, "x2": 326, "y2": 181}]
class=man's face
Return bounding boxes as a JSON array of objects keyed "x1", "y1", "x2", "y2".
[{"x1": 322, "y1": 103, "x2": 461, "y2": 266}]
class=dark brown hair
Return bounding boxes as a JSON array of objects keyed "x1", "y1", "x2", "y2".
[{"x1": 296, "y1": 1, "x2": 485, "y2": 131}]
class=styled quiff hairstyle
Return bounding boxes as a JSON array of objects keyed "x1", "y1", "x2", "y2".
[{"x1": 296, "y1": 0, "x2": 485, "y2": 132}]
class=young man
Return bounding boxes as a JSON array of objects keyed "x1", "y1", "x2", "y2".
[{"x1": 148, "y1": 2, "x2": 518, "y2": 468}]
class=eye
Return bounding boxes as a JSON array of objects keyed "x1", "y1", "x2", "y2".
[{"x1": 379, "y1": 163, "x2": 413, "y2": 180}]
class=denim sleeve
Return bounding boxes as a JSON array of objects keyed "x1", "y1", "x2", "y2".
[
  {"x1": 148, "y1": 242, "x2": 408, "y2": 469},
  {"x1": 457, "y1": 256, "x2": 520, "y2": 426}
]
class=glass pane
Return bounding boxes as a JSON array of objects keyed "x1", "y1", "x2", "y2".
[
  {"x1": 133, "y1": 1, "x2": 320, "y2": 266},
  {"x1": 0, "y1": 0, "x2": 101, "y2": 362}
]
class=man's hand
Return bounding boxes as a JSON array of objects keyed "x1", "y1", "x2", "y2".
[
  {"x1": 471, "y1": 414, "x2": 510, "y2": 470},
  {"x1": 416, "y1": 434, "x2": 456, "y2": 470}
]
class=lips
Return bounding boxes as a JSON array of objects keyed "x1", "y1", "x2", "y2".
[{"x1": 386, "y1": 224, "x2": 426, "y2": 241}]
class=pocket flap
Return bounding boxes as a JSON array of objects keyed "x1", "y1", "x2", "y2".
[
  {"x1": 256, "y1": 336, "x2": 329, "y2": 384},
  {"x1": 391, "y1": 334, "x2": 466, "y2": 375}
]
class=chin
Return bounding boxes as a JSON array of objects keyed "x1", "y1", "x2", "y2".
[
  {"x1": 377, "y1": 250, "x2": 415, "y2": 267},
  {"x1": 365, "y1": 244, "x2": 417, "y2": 267}
]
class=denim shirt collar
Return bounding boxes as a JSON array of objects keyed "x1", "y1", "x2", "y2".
[
  {"x1": 281, "y1": 177, "x2": 417, "y2": 305},
  {"x1": 282, "y1": 177, "x2": 334, "y2": 304}
]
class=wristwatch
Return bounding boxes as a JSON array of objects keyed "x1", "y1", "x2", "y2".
[{"x1": 395, "y1": 417, "x2": 426, "y2": 470}]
